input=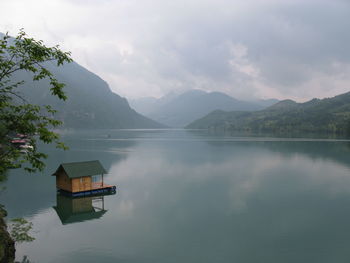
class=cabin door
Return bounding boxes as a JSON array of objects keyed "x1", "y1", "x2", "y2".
[
  {"x1": 72, "y1": 177, "x2": 92, "y2": 192},
  {"x1": 81, "y1": 176, "x2": 92, "y2": 191}
]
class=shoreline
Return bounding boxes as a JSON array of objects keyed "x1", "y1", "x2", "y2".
[{"x1": 0, "y1": 206, "x2": 15, "y2": 263}]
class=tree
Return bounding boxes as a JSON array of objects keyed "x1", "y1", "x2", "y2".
[{"x1": 0, "y1": 30, "x2": 72, "y2": 174}]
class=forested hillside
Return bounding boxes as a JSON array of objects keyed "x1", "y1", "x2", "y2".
[
  {"x1": 187, "y1": 92, "x2": 350, "y2": 134},
  {"x1": 14, "y1": 61, "x2": 164, "y2": 129}
]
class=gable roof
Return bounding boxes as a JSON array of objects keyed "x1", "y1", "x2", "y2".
[
  {"x1": 52, "y1": 160, "x2": 107, "y2": 178},
  {"x1": 54, "y1": 207, "x2": 107, "y2": 225}
]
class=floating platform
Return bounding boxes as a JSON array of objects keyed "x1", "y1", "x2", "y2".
[{"x1": 58, "y1": 185, "x2": 116, "y2": 197}]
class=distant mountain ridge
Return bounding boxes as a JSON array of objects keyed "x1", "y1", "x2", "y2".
[
  {"x1": 130, "y1": 90, "x2": 278, "y2": 127},
  {"x1": 186, "y1": 91, "x2": 350, "y2": 135},
  {"x1": 15, "y1": 61, "x2": 165, "y2": 129},
  {"x1": 129, "y1": 91, "x2": 178, "y2": 116}
]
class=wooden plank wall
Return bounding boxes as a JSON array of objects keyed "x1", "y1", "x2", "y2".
[
  {"x1": 56, "y1": 172, "x2": 72, "y2": 192},
  {"x1": 72, "y1": 176, "x2": 92, "y2": 193}
]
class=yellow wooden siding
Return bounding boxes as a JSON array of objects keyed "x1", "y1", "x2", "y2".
[
  {"x1": 72, "y1": 176, "x2": 92, "y2": 193},
  {"x1": 83, "y1": 176, "x2": 91, "y2": 191},
  {"x1": 56, "y1": 172, "x2": 72, "y2": 192},
  {"x1": 72, "y1": 178, "x2": 80, "y2": 192}
]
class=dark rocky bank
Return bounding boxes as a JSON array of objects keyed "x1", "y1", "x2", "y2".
[{"x1": 0, "y1": 206, "x2": 15, "y2": 263}]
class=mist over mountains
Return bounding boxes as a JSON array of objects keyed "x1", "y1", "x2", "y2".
[
  {"x1": 10, "y1": 39, "x2": 349, "y2": 135},
  {"x1": 130, "y1": 90, "x2": 278, "y2": 127}
]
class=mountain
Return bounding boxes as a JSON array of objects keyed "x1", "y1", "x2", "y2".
[
  {"x1": 254, "y1": 98, "x2": 280, "y2": 108},
  {"x1": 186, "y1": 91, "x2": 350, "y2": 135},
  {"x1": 130, "y1": 90, "x2": 277, "y2": 127},
  {"x1": 129, "y1": 91, "x2": 178, "y2": 116},
  {"x1": 14, "y1": 61, "x2": 165, "y2": 129}
]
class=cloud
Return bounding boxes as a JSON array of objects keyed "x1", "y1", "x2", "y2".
[{"x1": 0, "y1": 0, "x2": 349, "y2": 100}]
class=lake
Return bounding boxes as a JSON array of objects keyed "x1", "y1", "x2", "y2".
[{"x1": 1, "y1": 129, "x2": 350, "y2": 263}]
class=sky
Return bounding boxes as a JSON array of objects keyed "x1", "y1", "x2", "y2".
[{"x1": 0, "y1": 0, "x2": 349, "y2": 101}]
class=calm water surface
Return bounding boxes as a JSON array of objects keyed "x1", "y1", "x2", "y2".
[{"x1": 2, "y1": 129, "x2": 350, "y2": 263}]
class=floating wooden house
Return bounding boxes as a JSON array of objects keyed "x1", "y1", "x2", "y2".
[{"x1": 52, "y1": 160, "x2": 116, "y2": 197}]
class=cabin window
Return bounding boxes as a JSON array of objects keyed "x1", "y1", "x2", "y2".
[
  {"x1": 80, "y1": 178, "x2": 83, "y2": 183},
  {"x1": 92, "y1": 175, "x2": 100, "y2": 183}
]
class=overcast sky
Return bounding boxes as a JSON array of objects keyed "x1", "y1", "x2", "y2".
[{"x1": 1, "y1": 0, "x2": 349, "y2": 101}]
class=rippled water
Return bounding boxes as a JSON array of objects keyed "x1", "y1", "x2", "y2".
[{"x1": 1, "y1": 129, "x2": 350, "y2": 263}]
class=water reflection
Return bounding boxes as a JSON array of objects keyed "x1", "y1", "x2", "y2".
[
  {"x1": 53, "y1": 194, "x2": 107, "y2": 225},
  {"x1": 2, "y1": 130, "x2": 350, "y2": 262},
  {"x1": 1, "y1": 130, "x2": 133, "y2": 218},
  {"x1": 15, "y1": 255, "x2": 32, "y2": 263}
]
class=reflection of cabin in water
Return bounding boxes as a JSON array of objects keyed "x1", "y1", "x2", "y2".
[
  {"x1": 53, "y1": 194, "x2": 107, "y2": 225},
  {"x1": 52, "y1": 160, "x2": 116, "y2": 197}
]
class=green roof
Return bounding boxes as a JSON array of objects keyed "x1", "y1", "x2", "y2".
[
  {"x1": 53, "y1": 160, "x2": 107, "y2": 178},
  {"x1": 53, "y1": 206, "x2": 107, "y2": 225}
]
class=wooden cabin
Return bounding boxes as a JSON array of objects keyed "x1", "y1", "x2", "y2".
[{"x1": 52, "y1": 160, "x2": 116, "y2": 197}]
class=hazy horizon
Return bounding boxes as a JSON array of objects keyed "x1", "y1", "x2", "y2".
[{"x1": 126, "y1": 88, "x2": 348, "y2": 104}]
